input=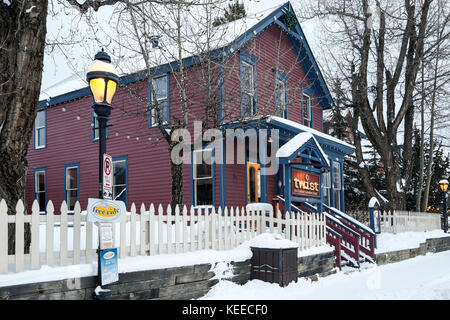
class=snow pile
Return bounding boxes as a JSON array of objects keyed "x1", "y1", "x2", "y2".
[
  {"x1": 375, "y1": 229, "x2": 449, "y2": 254},
  {"x1": 249, "y1": 233, "x2": 299, "y2": 249}
]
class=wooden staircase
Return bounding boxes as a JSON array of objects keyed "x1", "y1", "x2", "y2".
[{"x1": 274, "y1": 196, "x2": 376, "y2": 268}]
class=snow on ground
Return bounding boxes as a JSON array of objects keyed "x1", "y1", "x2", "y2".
[
  {"x1": 375, "y1": 229, "x2": 449, "y2": 254},
  {"x1": 200, "y1": 250, "x2": 450, "y2": 300},
  {"x1": 0, "y1": 232, "x2": 331, "y2": 288}
]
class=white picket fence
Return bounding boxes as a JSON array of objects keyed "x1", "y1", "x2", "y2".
[
  {"x1": 0, "y1": 199, "x2": 326, "y2": 274},
  {"x1": 379, "y1": 210, "x2": 441, "y2": 233}
]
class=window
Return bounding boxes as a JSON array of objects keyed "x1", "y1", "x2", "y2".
[
  {"x1": 34, "y1": 169, "x2": 46, "y2": 213},
  {"x1": 35, "y1": 109, "x2": 46, "y2": 148},
  {"x1": 241, "y1": 61, "x2": 255, "y2": 117},
  {"x1": 150, "y1": 75, "x2": 169, "y2": 126},
  {"x1": 333, "y1": 161, "x2": 341, "y2": 210},
  {"x1": 302, "y1": 93, "x2": 312, "y2": 128},
  {"x1": 193, "y1": 149, "x2": 213, "y2": 206},
  {"x1": 274, "y1": 71, "x2": 287, "y2": 118},
  {"x1": 322, "y1": 171, "x2": 331, "y2": 206},
  {"x1": 93, "y1": 111, "x2": 99, "y2": 140},
  {"x1": 65, "y1": 164, "x2": 79, "y2": 211},
  {"x1": 112, "y1": 158, "x2": 127, "y2": 204}
]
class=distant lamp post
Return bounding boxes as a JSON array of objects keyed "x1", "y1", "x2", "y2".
[
  {"x1": 86, "y1": 49, "x2": 119, "y2": 198},
  {"x1": 87, "y1": 49, "x2": 119, "y2": 300},
  {"x1": 439, "y1": 178, "x2": 449, "y2": 233}
]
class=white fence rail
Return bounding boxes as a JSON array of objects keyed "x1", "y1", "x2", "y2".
[
  {"x1": 379, "y1": 210, "x2": 441, "y2": 233},
  {"x1": 0, "y1": 199, "x2": 326, "y2": 274}
]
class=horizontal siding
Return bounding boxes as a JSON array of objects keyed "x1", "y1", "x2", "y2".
[{"x1": 26, "y1": 22, "x2": 328, "y2": 212}]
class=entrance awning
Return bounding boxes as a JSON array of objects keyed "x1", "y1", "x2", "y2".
[{"x1": 276, "y1": 132, "x2": 329, "y2": 167}]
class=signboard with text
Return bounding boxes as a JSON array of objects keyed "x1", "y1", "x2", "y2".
[
  {"x1": 99, "y1": 248, "x2": 119, "y2": 286},
  {"x1": 103, "y1": 154, "x2": 113, "y2": 200},
  {"x1": 87, "y1": 198, "x2": 126, "y2": 223},
  {"x1": 291, "y1": 168, "x2": 321, "y2": 198}
]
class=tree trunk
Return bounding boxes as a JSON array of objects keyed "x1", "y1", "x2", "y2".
[{"x1": 0, "y1": 1, "x2": 49, "y2": 254}]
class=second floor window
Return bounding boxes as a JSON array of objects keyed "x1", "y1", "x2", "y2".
[
  {"x1": 274, "y1": 78, "x2": 287, "y2": 118},
  {"x1": 65, "y1": 165, "x2": 79, "y2": 211},
  {"x1": 35, "y1": 109, "x2": 46, "y2": 148},
  {"x1": 241, "y1": 61, "x2": 256, "y2": 117},
  {"x1": 302, "y1": 93, "x2": 312, "y2": 128},
  {"x1": 150, "y1": 75, "x2": 169, "y2": 126},
  {"x1": 93, "y1": 112, "x2": 99, "y2": 140}
]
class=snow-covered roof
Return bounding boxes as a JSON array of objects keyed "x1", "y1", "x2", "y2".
[
  {"x1": 267, "y1": 116, "x2": 355, "y2": 152},
  {"x1": 39, "y1": 5, "x2": 281, "y2": 103},
  {"x1": 275, "y1": 131, "x2": 330, "y2": 165}
]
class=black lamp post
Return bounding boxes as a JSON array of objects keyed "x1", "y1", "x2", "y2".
[
  {"x1": 439, "y1": 178, "x2": 449, "y2": 233},
  {"x1": 87, "y1": 49, "x2": 119, "y2": 198},
  {"x1": 87, "y1": 49, "x2": 119, "y2": 299}
]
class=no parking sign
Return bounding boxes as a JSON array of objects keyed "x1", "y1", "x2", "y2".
[{"x1": 103, "y1": 154, "x2": 113, "y2": 200}]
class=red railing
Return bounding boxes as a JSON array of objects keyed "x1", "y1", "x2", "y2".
[{"x1": 323, "y1": 204, "x2": 375, "y2": 262}]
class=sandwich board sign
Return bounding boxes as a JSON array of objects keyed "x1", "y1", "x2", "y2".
[{"x1": 103, "y1": 154, "x2": 113, "y2": 200}]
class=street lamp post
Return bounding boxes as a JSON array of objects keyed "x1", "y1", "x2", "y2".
[
  {"x1": 87, "y1": 49, "x2": 119, "y2": 299},
  {"x1": 439, "y1": 178, "x2": 449, "y2": 233}
]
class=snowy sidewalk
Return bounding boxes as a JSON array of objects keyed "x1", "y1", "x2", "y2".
[{"x1": 200, "y1": 250, "x2": 450, "y2": 300}]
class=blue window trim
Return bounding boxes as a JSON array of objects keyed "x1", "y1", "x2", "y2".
[
  {"x1": 148, "y1": 73, "x2": 170, "y2": 128},
  {"x1": 33, "y1": 106, "x2": 47, "y2": 150},
  {"x1": 302, "y1": 86, "x2": 313, "y2": 128},
  {"x1": 112, "y1": 155, "x2": 129, "y2": 209},
  {"x1": 240, "y1": 50, "x2": 258, "y2": 117},
  {"x1": 64, "y1": 162, "x2": 80, "y2": 214},
  {"x1": 273, "y1": 69, "x2": 289, "y2": 119},
  {"x1": 33, "y1": 167, "x2": 47, "y2": 214},
  {"x1": 190, "y1": 145, "x2": 216, "y2": 207}
]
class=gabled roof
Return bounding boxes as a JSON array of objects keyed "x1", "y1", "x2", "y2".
[
  {"x1": 276, "y1": 131, "x2": 330, "y2": 166},
  {"x1": 39, "y1": 2, "x2": 334, "y2": 110}
]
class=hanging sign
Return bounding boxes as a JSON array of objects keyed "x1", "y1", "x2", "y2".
[
  {"x1": 87, "y1": 198, "x2": 126, "y2": 223},
  {"x1": 291, "y1": 168, "x2": 321, "y2": 198},
  {"x1": 103, "y1": 154, "x2": 113, "y2": 200},
  {"x1": 99, "y1": 248, "x2": 119, "y2": 286}
]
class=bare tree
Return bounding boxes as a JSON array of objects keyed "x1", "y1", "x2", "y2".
[{"x1": 296, "y1": 0, "x2": 448, "y2": 210}]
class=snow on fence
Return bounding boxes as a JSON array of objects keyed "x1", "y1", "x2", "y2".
[
  {"x1": 379, "y1": 210, "x2": 441, "y2": 234},
  {"x1": 0, "y1": 199, "x2": 325, "y2": 274}
]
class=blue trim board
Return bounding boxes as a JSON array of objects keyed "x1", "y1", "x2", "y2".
[
  {"x1": 33, "y1": 167, "x2": 47, "y2": 213},
  {"x1": 112, "y1": 155, "x2": 129, "y2": 209},
  {"x1": 38, "y1": 2, "x2": 333, "y2": 113},
  {"x1": 219, "y1": 138, "x2": 226, "y2": 209},
  {"x1": 64, "y1": 162, "x2": 80, "y2": 213}
]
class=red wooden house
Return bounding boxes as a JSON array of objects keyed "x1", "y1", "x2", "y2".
[{"x1": 27, "y1": 2, "x2": 355, "y2": 217}]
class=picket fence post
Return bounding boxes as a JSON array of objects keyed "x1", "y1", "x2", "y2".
[
  {"x1": 31, "y1": 200, "x2": 40, "y2": 270},
  {"x1": 60, "y1": 201, "x2": 68, "y2": 267}
]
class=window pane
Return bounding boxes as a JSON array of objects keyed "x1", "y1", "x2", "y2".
[
  {"x1": 38, "y1": 192, "x2": 46, "y2": 212},
  {"x1": 242, "y1": 93, "x2": 253, "y2": 117},
  {"x1": 67, "y1": 167, "x2": 78, "y2": 189},
  {"x1": 113, "y1": 161, "x2": 126, "y2": 185},
  {"x1": 241, "y1": 63, "x2": 253, "y2": 94},
  {"x1": 67, "y1": 189, "x2": 78, "y2": 211},
  {"x1": 196, "y1": 178, "x2": 213, "y2": 205},
  {"x1": 36, "y1": 172, "x2": 45, "y2": 192},
  {"x1": 333, "y1": 162, "x2": 341, "y2": 189},
  {"x1": 194, "y1": 150, "x2": 212, "y2": 179},
  {"x1": 36, "y1": 110, "x2": 45, "y2": 127},
  {"x1": 93, "y1": 113, "x2": 99, "y2": 139},
  {"x1": 152, "y1": 76, "x2": 167, "y2": 100},
  {"x1": 37, "y1": 128, "x2": 46, "y2": 147},
  {"x1": 302, "y1": 94, "x2": 311, "y2": 119},
  {"x1": 113, "y1": 185, "x2": 127, "y2": 202}
]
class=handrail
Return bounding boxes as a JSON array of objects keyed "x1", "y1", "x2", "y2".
[{"x1": 323, "y1": 204, "x2": 375, "y2": 235}]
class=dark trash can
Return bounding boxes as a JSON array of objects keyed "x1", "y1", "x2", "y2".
[{"x1": 250, "y1": 246, "x2": 298, "y2": 287}]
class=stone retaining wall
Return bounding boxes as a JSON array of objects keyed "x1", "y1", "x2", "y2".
[
  {"x1": 376, "y1": 236, "x2": 450, "y2": 265},
  {"x1": 0, "y1": 250, "x2": 336, "y2": 300}
]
